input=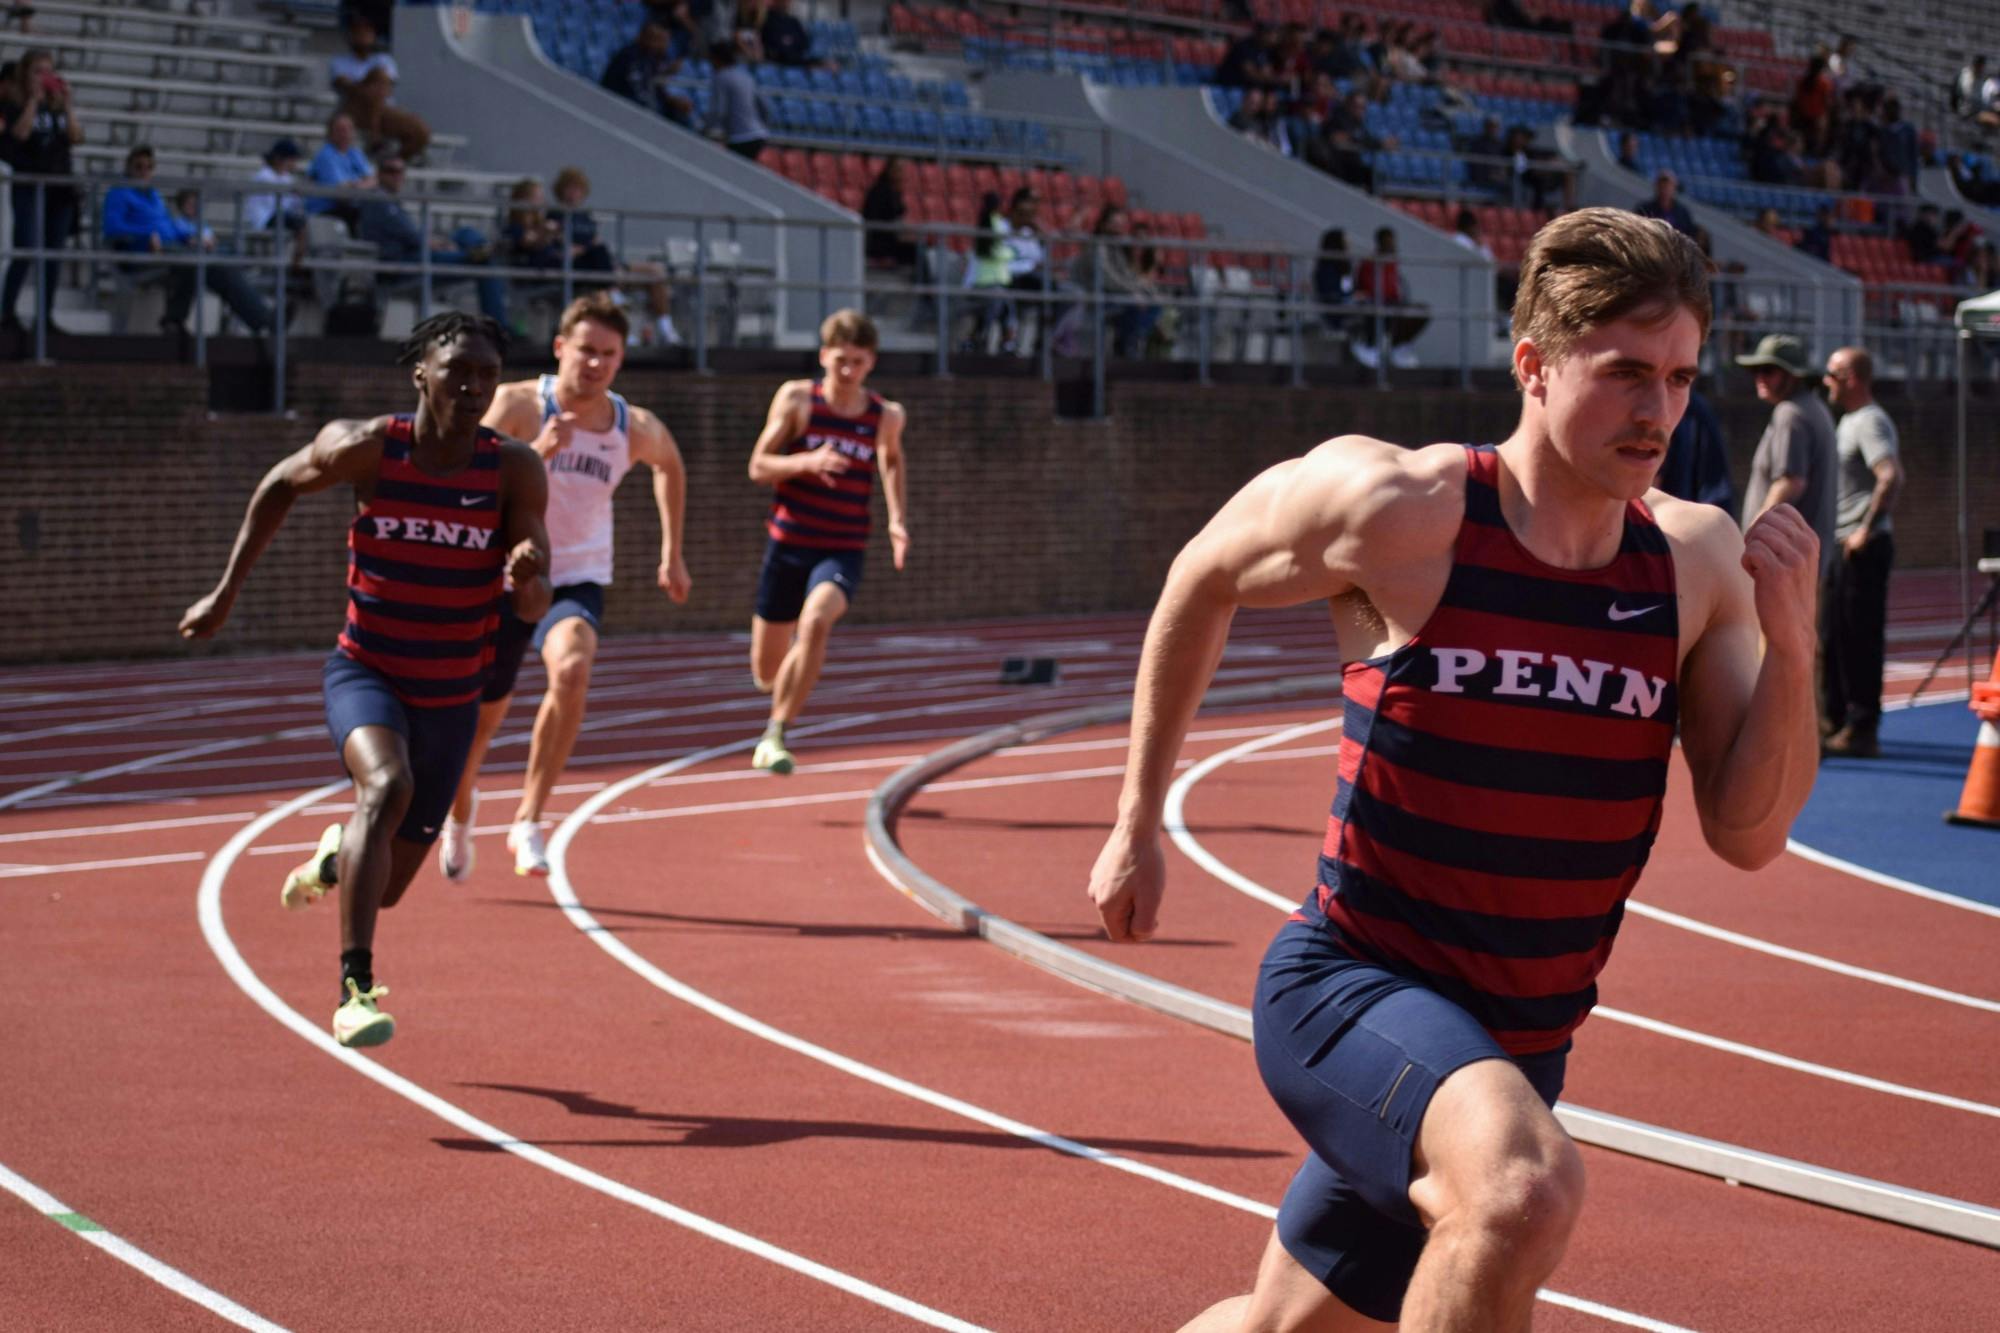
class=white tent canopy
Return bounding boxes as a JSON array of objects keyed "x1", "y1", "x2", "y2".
[{"x1": 1955, "y1": 288, "x2": 2000, "y2": 336}]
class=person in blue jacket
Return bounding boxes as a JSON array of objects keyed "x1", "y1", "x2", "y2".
[{"x1": 102, "y1": 145, "x2": 272, "y2": 336}]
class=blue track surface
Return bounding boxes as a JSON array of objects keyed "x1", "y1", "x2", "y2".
[{"x1": 1792, "y1": 698, "x2": 2000, "y2": 908}]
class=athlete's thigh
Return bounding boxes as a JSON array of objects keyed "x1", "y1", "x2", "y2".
[
  {"x1": 798, "y1": 577, "x2": 850, "y2": 631},
  {"x1": 341, "y1": 723, "x2": 413, "y2": 794},
  {"x1": 539, "y1": 613, "x2": 600, "y2": 674}
]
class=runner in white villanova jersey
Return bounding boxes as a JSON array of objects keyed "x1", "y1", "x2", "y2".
[{"x1": 440, "y1": 292, "x2": 692, "y2": 878}]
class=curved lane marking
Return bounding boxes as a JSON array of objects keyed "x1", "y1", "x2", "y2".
[
  {"x1": 549, "y1": 707, "x2": 1694, "y2": 1332},
  {"x1": 0, "y1": 1161, "x2": 287, "y2": 1332},
  {"x1": 197, "y1": 779, "x2": 988, "y2": 1333}
]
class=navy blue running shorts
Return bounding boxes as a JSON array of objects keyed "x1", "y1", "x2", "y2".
[
  {"x1": 754, "y1": 538, "x2": 864, "y2": 624},
  {"x1": 322, "y1": 651, "x2": 480, "y2": 846},
  {"x1": 483, "y1": 582, "x2": 605, "y2": 702},
  {"x1": 1255, "y1": 916, "x2": 1568, "y2": 1324}
]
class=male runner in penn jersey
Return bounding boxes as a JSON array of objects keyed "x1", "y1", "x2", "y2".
[
  {"x1": 1088, "y1": 209, "x2": 1821, "y2": 1331},
  {"x1": 746, "y1": 308, "x2": 909, "y2": 774},
  {"x1": 439, "y1": 292, "x2": 691, "y2": 878},
  {"x1": 181, "y1": 312, "x2": 551, "y2": 1048}
]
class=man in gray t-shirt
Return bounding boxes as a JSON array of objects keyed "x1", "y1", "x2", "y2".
[
  {"x1": 1817, "y1": 345, "x2": 1903, "y2": 756},
  {"x1": 1736, "y1": 334, "x2": 1838, "y2": 564}
]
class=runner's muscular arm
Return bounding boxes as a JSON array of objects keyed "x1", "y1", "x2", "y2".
[
  {"x1": 631, "y1": 407, "x2": 692, "y2": 603},
  {"x1": 177, "y1": 417, "x2": 388, "y2": 640},
  {"x1": 746, "y1": 380, "x2": 845, "y2": 486},
  {"x1": 499, "y1": 439, "x2": 554, "y2": 624},
  {"x1": 876, "y1": 401, "x2": 909, "y2": 571},
  {"x1": 1671, "y1": 499, "x2": 1821, "y2": 869},
  {"x1": 1088, "y1": 435, "x2": 1440, "y2": 941}
]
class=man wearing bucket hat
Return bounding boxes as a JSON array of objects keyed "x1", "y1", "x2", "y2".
[{"x1": 1737, "y1": 332, "x2": 1837, "y2": 573}]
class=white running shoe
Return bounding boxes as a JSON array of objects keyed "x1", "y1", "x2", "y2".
[
  {"x1": 438, "y1": 791, "x2": 476, "y2": 882},
  {"x1": 1390, "y1": 345, "x2": 1420, "y2": 370},
  {"x1": 508, "y1": 820, "x2": 550, "y2": 876},
  {"x1": 1351, "y1": 340, "x2": 1381, "y2": 370}
]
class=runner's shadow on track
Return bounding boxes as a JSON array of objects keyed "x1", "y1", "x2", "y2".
[
  {"x1": 443, "y1": 1083, "x2": 1287, "y2": 1161},
  {"x1": 490, "y1": 898, "x2": 1232, "y2": 947}
]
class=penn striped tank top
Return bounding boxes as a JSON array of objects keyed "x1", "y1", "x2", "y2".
[
  {"x1": 335, "y1": 416, "x2": 507, "y2": 708},
  {"x1": 766, "y1": 383, "x2": 881, "y2": 551},
  {"x1": 1297, "y1": 444, "x2": 1681, "y2": 1055}
]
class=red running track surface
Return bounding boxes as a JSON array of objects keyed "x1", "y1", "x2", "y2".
[{"x1": 1, "y1": 605, "x2": 1993, "y2": 1331}]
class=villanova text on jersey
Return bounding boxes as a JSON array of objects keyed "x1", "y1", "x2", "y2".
[
  {"x1": 336, "y1": 416, "x2": 507, "y2": 708},
  {"x1": 767, "y1": 383, "x2": 881, "y2": 551},
  {"x1": 549, "y1": 446, "x2": 616, "y2": 486},
  {"x1": 1298, "y1": 445, "x2": 1681, "y2": 1055}
]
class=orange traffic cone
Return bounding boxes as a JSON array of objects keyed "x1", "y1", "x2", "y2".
[{"x1": 1945, "y1": 648, "x2": 2000, "y2": 829}]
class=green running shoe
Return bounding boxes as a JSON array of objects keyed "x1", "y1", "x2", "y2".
[
  {"x1": 332, "y1": 978, "x2": 394, "y2": 1049},
  {"x1": 282, "y1": 823, "x2": 341, "y2": 911}
]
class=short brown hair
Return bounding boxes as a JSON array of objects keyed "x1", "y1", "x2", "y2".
[
  {"x1": 819, "y1": 308, "x2": 879, "y2": 351},
  {"x1": 552, "y1": 165, "x2": 590, "y2": 200},
  {"x1": 558, "y1": 291, "x2": 629, "y2": 341},
  {"x1": 1511, "y1": 208, "x2": 1712, "y2": 378}
]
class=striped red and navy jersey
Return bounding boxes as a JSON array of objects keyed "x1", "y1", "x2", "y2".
[
  {"x1": 1298, "y1": 444, "x2": 1681, "y2": 1055},
  {"x1": 765, "y1": 383, "x2": 882, "y2": 551},
  {"x1": 335, "y1": 416, "x2": 507, "y2": 708}
]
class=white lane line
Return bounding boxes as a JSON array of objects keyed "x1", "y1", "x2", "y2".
[
  {"x1": 0, "y1": 726, "x2": 323, "y2": 813},
  {"x1": 0, "y1": 1161, "x2": 287, "y2": 1332},
  {"x1": 1781, "y1": 839, "x2": 2000, "y2": 922},
  {"x1": 0, "y1": 697, "x2": 275, "y2": 749},
  {"x1": 553, "y1": 712, "x2": 1691, "y2": 1333},
  {"x1": 1592, "y1": 1007, "x2": 2000, "y2": 1118},
  {"x1": 0, "y1": 851, "x2": 208, "y2": 878},
  {"x1": 196, "y1": 781, "x2": 989, "y2": 1333},
  {"x1": 1167, "y1": 721, "x2": 2000, "y2": 1119},
  {"x1": 0, "y1": 812, "x2": 263, "y2": 846},
  {"x1": 1619, "y1": 901, "x2": 2000, "y2": 1012},
  {"x1": 548, "y1": 726, "x2": 1292, "y2": 1218}
]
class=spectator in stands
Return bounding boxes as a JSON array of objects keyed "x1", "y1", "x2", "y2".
[
  {"x1": 1614, "y1": 129, "x2": 1643, "y2": 175},
  {"x1": 243, "y1": 137, "x2": 307, "y2": 237},
  {"x1": 501, "y1": 177, "x2": 566, "y2": 271},
  {"x1": 354, "y1": 154, "x2": 510, "y2": 328},
  {"x1": 1464, "y1": 116, "x2": 1507, "y2": 193},
  {"x1": 1305, "y1": 28, "x2": 1361, "y2": 83},
  {"x1": 1313, "y1": 89, "x2": 1389, "y2": 191},
  {"x1": 549, "y1": 166, "x2": 683, "y2": 346},
  {"x1": 961, "y1": 191, "x2": 1014, "y2": 353},
  {"x1": 1451, "y1": 205, "x2": 1515, "y2": 322},
  {"x1": 1952, "y1": 55, "x2": 1999, "y2": 129},
  {"x1": 602, "y1": 20, "x2": 695, "y2": 127},
  {"x1": 1656, "y1": 387, "x2": 1736, "y2": 517},
  {"x1": 642, "y1": 0, "x2": 704, "y2": 58},
  {"x1": 757, "y1": 0, "x2": 818, "y2": 69},
  {"x1": 1790, "y1": 51, "x2": 1835, "y2": 156},
  {"x1": 1634, "y1": 168, "x2": 1697, "y2": 237},
  {"x1": 1794, "y1": 204, "x2": 1835, "y2": 262},
  {"x1": 1826, "y1": 35, "x2": 1860, "y2": 93},
  {"x1": 705, "y1": 40, "x2": 769, "y2": 161},
  {"x1": 1215, "y1": 23, "x2": 1282, "y2": 90},
  {"x1": 1878, "y1": 97, "x2": 1918, "y2": 191},
  {"x1": 339, "y1": 0, "x2": 393, "y2": 46},
  {"x1": 1452, "y1": 206, "x2": 1494, "y2": 264},
  {"x1": 862, "y1": 158, "x2": 917, "y2": 269},
  {"x1": 1965, "y1": 241, "x2": 1998, "y2": 291},
  {"x1": 1507, "y1": 125, "x2": 1570, "y2": 212},
  {"x1": 1591, "y1": 0, "x2": 1660, "y2": 127},
  {"x1": 1000, "y1": 188, "x2": 1055, "y2": 353},
  {"x1": 1753, "y1": 206, "x2": 1786, "y2": 241},
  {"x1": 1351, "y1": 226, "x2": 1426, "y2": 370},
  {"x1": 1311, "y1": 227, "x2": 1352, "y2": 334},
  {"x1": 1062, "y1": 204, "x2": 1162, "y2": 359},
  {"x1": 1230, "y1": 88, "x2": 1288, "y2": 155},
  {"x1": 0, "y1": 47, "x2": 80, "y2": 336},
  {"x1": 330, "y1": 13, "x2": 431, "y2": 163},
  {"x1": 1938, "y1": 209, "x2": 1985, "y2": 278},
  {"x1": 663, "y1": 0, "x2": 733, "y2": 52},
  {"x1": 102, "y1": 144, "x2": 272, "y2": 337},
  {"x1": 306, "y1": 112, "x2": 376, "y2": 227},
  {"x1": 1737, "y1": 331, "x2": 1838, "y2": 575}
]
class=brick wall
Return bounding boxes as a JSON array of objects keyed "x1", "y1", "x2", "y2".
[{"x1": 2, "y1": 362, "x2": 1994, "y2": 663}]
